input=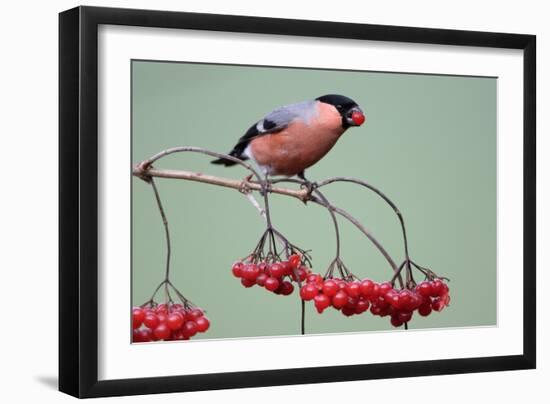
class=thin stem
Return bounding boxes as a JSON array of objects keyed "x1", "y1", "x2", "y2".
[
  {"x1": 317, "y1": 177, "x2": 411, "y2": 262},
  {"x1": 135, "y1": 146, "x2": 278, "y2": 234},
  {"x1": 301, "y1": 300, "x2": 305, "y2": 335},
  {"x1": 314, "y1": 200, "x2": 398, "y2": 272},
  {"x1": 267, "y1": 177, "x2": 402, "y2": 282},
  {"x1": 150, "y1": 179, "x2": 171, "y2": 281},
  {"x1": 312, "y1": 189, "x2": 341, "y2": 258},
  {"x1": 144, "y1": 280, "x2": 167, "y2": 305},
  {"x1": 268, "y1": 178, "x2": 342, "y2": 259}
]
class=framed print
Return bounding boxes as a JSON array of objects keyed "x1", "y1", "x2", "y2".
[{"x1": 59, "y1": 5, "x2": 536, "y2": 398}]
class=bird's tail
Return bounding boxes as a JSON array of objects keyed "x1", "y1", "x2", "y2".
[
  {"x1": 211, "y1": 157, "x2": 240, "y2": 166},
  {"x1": 211, "y1": 146, "x2": 248, "y2": 166}
]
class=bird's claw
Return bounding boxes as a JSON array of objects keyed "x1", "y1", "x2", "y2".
[
  {"x1": 260, "y1": 180, "x2": 272, "y2": 197},
  {"x1": 239, "y1": 174, "x2": 254, "y2": 194},
  {"x1": 300, "y1": 181, "x2": 318, "y2": 202}
]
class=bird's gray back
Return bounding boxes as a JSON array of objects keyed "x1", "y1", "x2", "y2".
[{"x1": 256, "y1": 100, "x2": 318, "y2": 132}]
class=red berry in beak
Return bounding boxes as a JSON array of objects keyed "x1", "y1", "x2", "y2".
[{"x1": 351, "y1": 111, "x2": 365, "y2": 125}]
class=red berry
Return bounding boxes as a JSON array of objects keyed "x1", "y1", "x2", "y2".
[
  {"x1": 379, "y1": 282, "x2": 393, "y2": 296},
  {"x1": 359, "y1": 279, "x2": 375, "y2": 297},
  {"x1": 398, "y1": 311, "x2": 413, "y2": 323},
  {"x1": 337, "y1": 280, "x2": 347, "y2": 290},
  {"x1": 307, "y1": 274, "x2": 323, "y2": 285},
  {"x1": 153, "y1": 323, "x2": 171, "y2": 340},
  {"x1": 132, "y1": 307, "x2": 145, "y2": 329},
  {"x1": 351, "y1": 110, "x2": 365, "y2": 125},
  {"x1": 143, "y1": 313, "x2": 159, "y2": 329},
  {"x1": 182, "y1": 321, "x2": 198, "y2": 338},
  {"x1": 397, "y1": 290, "x2": 414, "y2": 311},
  {"x1": 344, "y1": 296, "x2": 358, "y2": 310},
  {"x1": 291, "y1": 267, "x2": 308, "y2": 282},
  {"x1": 345, "y1": 282, "x2": 361, "y2": 298},
  {"x1": 322, "y1": 280, "x2": 339, "y2": 297},
  {"x1": 258, "y1": 262, "x2": 269, "y2": 274},
  {"x1": 288, "y1": 254, "x2": 301, "y2": 269},
  {"x1": 418, "y1": 302, "x2": 432, "y2": 316},
  {"x1": 156, "y1": 312, "x2": 168, "y2": 325},
  {"x1": 384, "y1": 289, "x2": 399, "y2": 306},
  {"x1": 177, "y1": 309, "x2": 189, "y2": 322},
  {"x1": 300, "y1": 283, "x2": 319, "y2": 301},
  {"x1": 167, "y1": 313, "x2": 184, "y2": 330},
  {"x1": 355, "y1": 298, "x2": 370, "y2": 314},
  {"x1": 241, "y1": 278, "x2": 256, "y2": 288},
  {"x1": 280, "y1": 281, "x2": 294, "y2": 295},
  {"x1": 314, "y1": 294, "x2": 331, "y2": 313},
  {"x1": 432, "y1": 298, "x2": 445, "y2": 311},
  {"x1": 409, "y1": 292, "x2": 423, "y2": 311},
  {"x1": 431, "y1": 279, "x2": 444, "y2": 296},
  {"x1": 390, "y1": 315, "x2": 404, "y2": 327},
  {"x1": 242, "y1": 264, "x2": 260, "y2": 281},
  {"x1": 171, "y1": 329, "x2": 185, "y2": 340},
  {"x1": 440, "y1": 283, "x2": 450, "y2": 296},
  {"x1": 269, "y1": 263, "x2": 285, "y2": 278},
  {"x1": 133, "y1": 327, "x2": 153, "y2": 342},
  {"x1": 342, "y1": 306, "x2": 356, "y2": 317},
  {"x1": 332, "y1": 290, "x2": 348, "y2": 309},
  {"x1": 231, "y1": 262, "x2": 244, "y2": 278},
  {"x1": 195, "y1": 316, "x2": 210, "y2": 332},
  {"x1": 265, "y1": 277, "x2": 280, "y2": 292},
  {"x1": 416, "y1": 281, "x2": 433, "y2": 297},
  {"x1": 370, "y1": 304, "x2": 382, "y2": 316},
  {"x1": 280, "y1": 261, "x2": 292, "y2": 276},
  {"x1": 370, "y1": 283, "x2": 381, "y2": 300},
  {"x1": 256, "y1": 273, "x2": 268, "y2": 286}
]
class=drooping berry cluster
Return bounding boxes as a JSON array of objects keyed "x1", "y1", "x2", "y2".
[
  {"x1": 300, "y1": 275, "x2": 450, "y2": 327},
  {"x1": 231, "y1": 253, "x2": 310, "y2": 296},
  {"x1": 132, "y1": 302, "x2": 210, "y2": 342},
  {"x1": 300, "y1": 274, "x2": 371, "y2": 316}
]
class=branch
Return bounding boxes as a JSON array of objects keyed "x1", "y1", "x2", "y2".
[
  {"x1": 134, "y1": 166, "x2": 309, "y2": 202},
  {"x1": 133, "y1": 157, "x2": 399, "y2": 274}
]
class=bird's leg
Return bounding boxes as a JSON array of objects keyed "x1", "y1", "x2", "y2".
[
  {"x1": 297, "y1": 171, "x2": 318, "y2": 201},
  {"x1": 260, "y1": 174, "x2": 273, "y2": 196}
]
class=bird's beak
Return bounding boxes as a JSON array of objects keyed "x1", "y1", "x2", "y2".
[{"x1": 346, "y1": 107, "x2": 366, "y2": 127}]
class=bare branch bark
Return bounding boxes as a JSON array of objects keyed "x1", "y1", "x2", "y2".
[{"x1": 134, "y1": 166, "x2": 309, "y2": 202}]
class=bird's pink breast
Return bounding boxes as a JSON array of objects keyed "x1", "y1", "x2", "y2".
[{"x1": 249, "y1": 103, "x2": 345, "y2": 176}]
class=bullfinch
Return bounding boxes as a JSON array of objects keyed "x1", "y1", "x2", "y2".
[{"x1": 211, "y1": 94, "x2": 365, "y2": 182}]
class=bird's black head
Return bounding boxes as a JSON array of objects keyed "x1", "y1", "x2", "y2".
[{"x1": 316, "y1": 94, "x2": 365, "y2": 129}]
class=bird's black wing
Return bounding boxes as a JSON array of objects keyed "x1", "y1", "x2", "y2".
[{"x1": 211, "y1": 106, "x2": 298, "y2": 166}]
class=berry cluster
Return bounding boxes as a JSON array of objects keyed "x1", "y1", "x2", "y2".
[
  {"x1": 300, "y1": 275, "x2": 450, "y2": 327},
  {"x1": 132, "y1": 303, "x2": 210, "y2": 342},
  {"x1": 231, "y1": 254, "x2": 310, "y2": 296}
]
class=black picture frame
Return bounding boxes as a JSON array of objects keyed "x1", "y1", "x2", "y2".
[{"x1": 59, "y1": 5, "x2": 536, "y2": 398}]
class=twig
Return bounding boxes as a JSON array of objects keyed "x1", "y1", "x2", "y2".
[
  {"x1": 150, "y1": 178, "x2": 171, "y2": 281},
  {"x1": 317, "y1": 177, "x2": 411, "y2": 262},
  {"x1": 134, "y1": 166, "x2": 309, "y2": 202}
]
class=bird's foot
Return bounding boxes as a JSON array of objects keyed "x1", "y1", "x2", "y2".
[
  {"x1": 260, "y1": 179, "x2": 273, "y2": 197},
  {"x1": 300, "y1": 180, "x2": 318, "y2": 203},
  {"x1": 238, "y1": 174, "x2": 254, "y2": 194}
]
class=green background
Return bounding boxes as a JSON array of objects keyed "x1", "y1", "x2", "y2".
[{"x1": 132, "y1": 60, "x2": 496, "y2": 339}]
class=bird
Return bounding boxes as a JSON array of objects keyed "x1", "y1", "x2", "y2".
[{"x1": 211, "y1": 94, "x2": 365, "y2": 186}]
